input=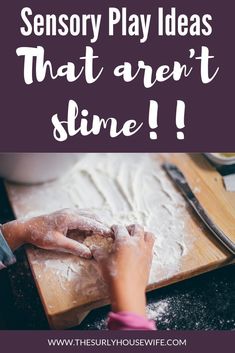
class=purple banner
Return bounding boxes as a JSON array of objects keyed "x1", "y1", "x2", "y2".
[
  {"x1": 0, "y1": 0, "x2": 234, "y2": 151},
  {"x1": 0, "y1": 330, "x2": 234, "y2": 353}
]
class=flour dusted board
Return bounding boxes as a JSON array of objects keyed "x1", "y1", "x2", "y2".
[{"x1": 5, "y1": 154, "x2": 235, "y2": 329}]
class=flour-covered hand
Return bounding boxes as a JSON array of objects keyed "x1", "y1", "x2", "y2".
[
  {"x1": 1, "y1": 209, "x2": 112, "y2": 259},
  {"x1": 92, "y1": 224, "x2": 155, "y2": 316}
]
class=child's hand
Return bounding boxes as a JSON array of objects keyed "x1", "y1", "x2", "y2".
[
  {"x1": 1, "y1": 209, "x2": 112, "y2": 259},
  {"x1": 92, "y1": 224, "x2": 155, "y2": 317}
]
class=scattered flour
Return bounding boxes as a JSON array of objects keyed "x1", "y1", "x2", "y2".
[
  {"x1": 147, "y1": 300, "x2": 169, "y2": 321},
  {"x1": 193, "y1": 186, "x2": 201, "y2": 194}
]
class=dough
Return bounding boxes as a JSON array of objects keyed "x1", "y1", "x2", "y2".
[{"x1": 83, "y1": 234, "x2": 113, "y2": 253}]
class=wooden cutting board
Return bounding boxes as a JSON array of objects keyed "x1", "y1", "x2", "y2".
[{"x1": 5, "y1": 153, "x2": 235, "y2": 329}]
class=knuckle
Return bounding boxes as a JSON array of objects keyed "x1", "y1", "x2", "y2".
[{"x1": 146, "y1": 232, "x2": 155, "y2": 242}]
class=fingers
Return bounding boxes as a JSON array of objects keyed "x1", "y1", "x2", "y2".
[
  {"x1": 126, "y1": 224, "x2": 135, "y2": 235},
  {"x1": 59, "y1": 209, "x2": 112, "y2": 237},
  {"x1": 54, "y1": 209, "x2": 112, "y2": 237},
  {"x1": 52, "y1": 232, "x2": 92, "y2": 259},
  {"x1": 113, "y1": 224, "x2": 154, "y2": 245},
  {"x1": 127, "y1": 224, "x2": 145, "y2": 239},
  {"x1": 112, "y1": 225, "x2": 129, "y2": 242},
  {"x1": 69, "y1": 208, "x2": 108, "y2": 228},
  {"x1": 77, "y1": 209, "x2": 104, "y2": 224},
  {"x1": 144, "y1": 232, "x2": 155, "y2": 268},
  {"x1": 127, "y1": 224, "x2": 156, "y2": 251},
  {"x1": 144, "y1": 232, "x2": 155, "y2": 252},
  {"x1": 74, "y1": 216, "x2": 112, "y2": 236}
]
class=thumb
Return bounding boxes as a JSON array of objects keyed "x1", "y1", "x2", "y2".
[{"x1": 52, "y1": 232, "x2": 92, "y2": 259}]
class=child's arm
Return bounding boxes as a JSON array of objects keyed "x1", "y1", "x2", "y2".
[
  {"x1": 0, "y1": 209, "x2": 112, "y2": 268},
  {"x1": 93, "y1": 224, "x2": 156, "y2": 330}
]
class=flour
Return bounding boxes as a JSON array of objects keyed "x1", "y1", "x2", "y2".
[
  {"x1": 147, "y1": 300, "x2": 169, "y2": 321},
  {"x1": 60, "y1": 153, "x2": 191, "y2": 282},
  {"x1": 9, "y1": 153, "x2": 193, "y2": 291}
]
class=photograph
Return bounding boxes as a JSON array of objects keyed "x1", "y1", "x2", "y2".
[{"x1": 0, "y1": 153, "x2": 234, "y2": 331}]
